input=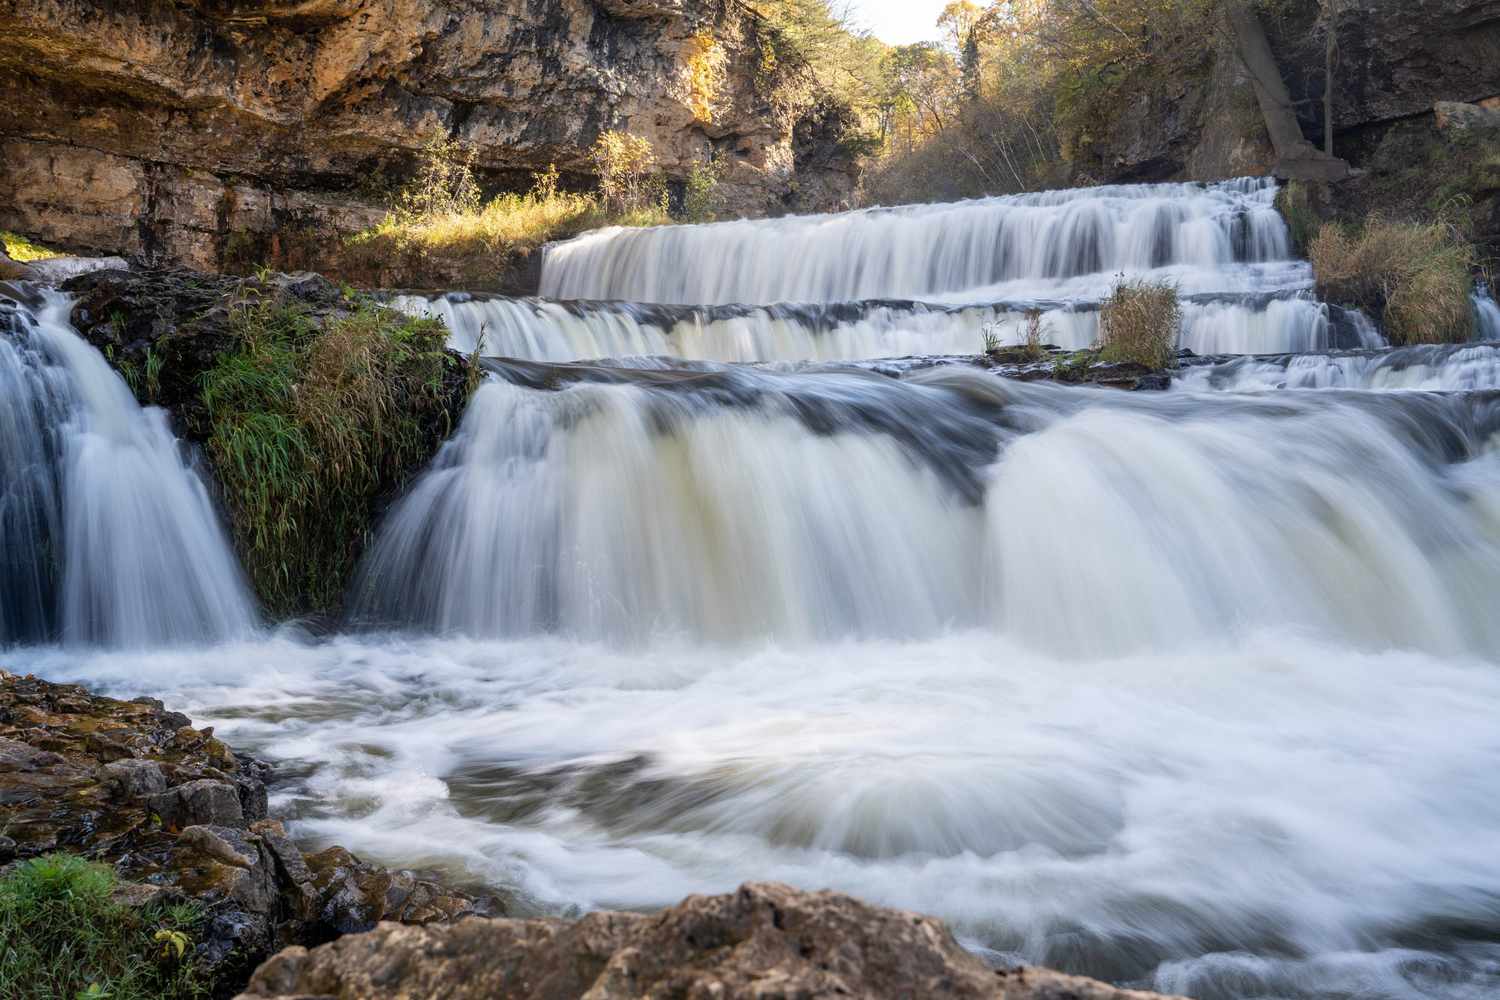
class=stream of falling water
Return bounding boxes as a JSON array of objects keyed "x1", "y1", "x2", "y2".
[{"x1": 10, "y1": 179, "x2": 1500, "y2": 1000}]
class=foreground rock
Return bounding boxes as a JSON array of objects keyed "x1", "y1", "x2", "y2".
[
  {"x1": 0, "y1": 671, "x2": 495, "y2": 983},
  {"x1": 238, "y1": 881, "x2": 1180, "y2": 1000}
]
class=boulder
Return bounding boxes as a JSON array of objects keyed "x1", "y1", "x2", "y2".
[
  {"x1": 1435, "y1": 100, "x2": 1500, "y2": 132},
  {"x1": 101, "y1": 758, "x2": 169, "y2": 799},
  {"x1": 148, "y1": 779, "x2": 246, "y2": 830},
  {"x1": 0, "y1": 248, "x2": 35, "y2": 281},
  {"x1": 236, "y1": 882, "x2": 1183, "y2": 1000}
]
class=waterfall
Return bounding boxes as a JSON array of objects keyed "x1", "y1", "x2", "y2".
[
  {"x1": 1177, "y1": 342, "x2": 1500, "y2": 392},
  {"x1": 541, "y1": 178, "x2": 1293, "y2": 306},
  {"x1": 352, "y1": 364, "x2": 1500, "y2": 656},
  {"x1": 395, "y1": 289, "x2": 1344, "y2": 363},
  {"x1": 1476, "y1": 284, "x2": 1500, "y2": 340},
  {"x1": 0, "y1": 285, "x2": 256, "y2": 647}
]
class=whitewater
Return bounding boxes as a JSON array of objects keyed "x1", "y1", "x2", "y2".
[{"x1": 8, "y1": 178, "x2": 1500, "y2": 1000}]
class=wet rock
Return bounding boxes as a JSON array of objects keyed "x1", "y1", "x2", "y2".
[
  {"x1": 305, "y1": 845, "x2": 492, "y2": 934},
  {"x1": 101, "y1": 758, "x2": 168, "y2": 799},
  {"x1": 180, "y1": 825, "x2": 261, "y2": 869},
  {"x1": 0, "y1": 248, "x2": 35, "y2": 281},
  {"x1": 237, "y1": 882, "x2": 1183, "y2": 1000},
  {"x1": 0, "y1": 671, "x2": 486, "y2": 981},
  {"x1": 148, "y1": 779, "x2": 245, "y2": 831}
]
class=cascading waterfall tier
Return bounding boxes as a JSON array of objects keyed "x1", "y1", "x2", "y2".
[
  {"x1": 352, "y1": 362, "x2": 1500, "y2": 657},
  {"x1": 0, "y1": 285, "x2": 256, "y2": 647},
  {"x1": 395, "y1": 286, "x2": 1365, "y2": 362},
  {"x1": 1179, "y1": 342, "x2": 1500, "y2": 392},
  {"x1": 541, "y1": 177, "x2": 1294, "y2": 306}
]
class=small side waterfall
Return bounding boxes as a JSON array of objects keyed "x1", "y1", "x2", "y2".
[
  {"x1": 1178, "y1": 343, "x2": 1500, "y2": 392},
  {"x1": 1475, "y1": 285, "x2": 1500, "y2": 340},
  {"x1": 0, "y1": 285, "x2": 256, "y2": 647}
]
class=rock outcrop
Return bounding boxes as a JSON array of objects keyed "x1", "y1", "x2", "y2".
[
  {"x1": 0, "y1": 671, "x2": 495, "y2": 981},
  {"x1": 0, "y1": 0, "x2": 859, "y2": 271},
  {"x1": 236, "y1": 881, "x2": 1182, "y2": 1000},
  {"x1": 1077, "y1": 0, "x2": 1500, "y2": 185}
]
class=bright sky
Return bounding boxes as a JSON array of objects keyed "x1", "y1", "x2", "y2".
[{"x1": 844, "y1": 0, "x2": 949, "y2": 45}]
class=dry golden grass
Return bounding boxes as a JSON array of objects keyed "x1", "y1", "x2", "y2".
[
  {"x1": 1098, "y1": 279, "x2": 1180, "y2": 369},
  {"x1": 1309, "y1": 220, "x2": 1476, "y2": 345},
  {"x1": 353, "y1": 190, "x2": 603, "y2": 257},
  {"x1": 345, "y1": 190, "x2": 670, "y2": 285},
  {"x1": 2, "y1": 230, "x2": 63, "y2": 262}
]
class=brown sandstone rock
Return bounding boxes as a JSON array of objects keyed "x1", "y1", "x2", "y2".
[{"x1": 236, "y1": 882, "x2": 1183, "y2": 1000}]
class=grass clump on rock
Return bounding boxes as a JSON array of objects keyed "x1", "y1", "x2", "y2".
[
  {"x1": 0, "y1": 853, "x2": 210, "y2": 1000},
  {"x1": 1309, "y1": 219, "x2": 1477, "y2": 345},
  {"x1": 1097, "y1": 278, "x2": 1180, "y2": 370},
  {"x1": 202, "y1": 293, "x2": 456, "y2": 617}
]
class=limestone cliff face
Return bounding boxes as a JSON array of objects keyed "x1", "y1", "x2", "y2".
[
  {"x1": 0, "y1": 0, "x2": 858, "y2": 270},
  {"x1": 1073, "y1": 0, "x2": 1500, "y2": 184}
]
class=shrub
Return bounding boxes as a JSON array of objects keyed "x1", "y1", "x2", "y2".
[
  {"x1": 202, "y1": 294, "x2": 455, "y2": 615},
  {"x1": 593, "y1": 130, "x2": 666, "y2": 217},
  {"x1": 682, "y1": 160, "x2": 725, "y2": 223},
  {"x1": 1097, "y1": 278, "x2": 1180, "y2": 369},
  {"x1": 0, "y1": 853, "x2": 209, "y2": 1000},
  {"x1": 397, "y1": 131, "x2": 482, "y2": 222},
  {"x1": 1309, "y1": 220, "x2": 1476, "y2": 345},
  {"x1": 684, "y1": 32, "x2": 725, "y2": 124}
]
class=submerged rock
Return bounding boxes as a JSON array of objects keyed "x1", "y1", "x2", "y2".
[
  {"x1": 237, "y1": 881, "x2": 1181, "y2": 1000},
  {"x1": 0, "y1": 671, "x2": 495, "y2": 982}
]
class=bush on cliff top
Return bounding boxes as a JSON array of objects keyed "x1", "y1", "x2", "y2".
[
  {"x1": 202, "y1": 293, "x2": 459, "y2": 617},
  {"x1": 0, "y1": 853, "x2": 210, "y2": 1000},
  {"x1": 1309, "y1": 219, "x2": 1476, "y2": 345},
  {"x1": 1098, "y1": 278, "x2": 1180, "y2": 369}
]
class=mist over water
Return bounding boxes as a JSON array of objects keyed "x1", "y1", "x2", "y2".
[{"x1": 11, "y1": 179, "x2": 1500, "y2": 1000}]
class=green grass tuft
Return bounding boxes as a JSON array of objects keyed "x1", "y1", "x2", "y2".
[
  {"x1": 0, "y1": 854, "x2": 211, "y2": 1000},
  {"x1": 201, "y1": 295, "x2": 454, "y2": 616}
]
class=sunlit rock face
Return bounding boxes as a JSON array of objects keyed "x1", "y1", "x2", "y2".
[{"x1": 0, "y1": 0, "x2": 858, "y2": 269}]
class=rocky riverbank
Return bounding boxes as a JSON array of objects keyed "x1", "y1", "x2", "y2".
[
  {"x1": 0, "y1": 670, "x2": 1182, "y2": 1000},
  {"x1": 0, "y1": 670, "x2": 493, "y2": 989}
]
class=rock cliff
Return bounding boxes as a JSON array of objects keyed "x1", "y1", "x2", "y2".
[
  {"x1": 0, "y1": 0, "x2": 859, "y2": 271},
  {"x1": 1073, "y1": 0, "x2": 1500, "y2": 185}
]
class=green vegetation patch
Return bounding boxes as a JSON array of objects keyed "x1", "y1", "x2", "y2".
[
  {"x1": 202, "y1": 293, "x2": 460, "y2": 616},
  {"x1": 2, "y1": 229, "x2": 64, "y2": 262},
  {"x1": 0, "y1": 853, "x2": 211, "y2": 1000}
]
